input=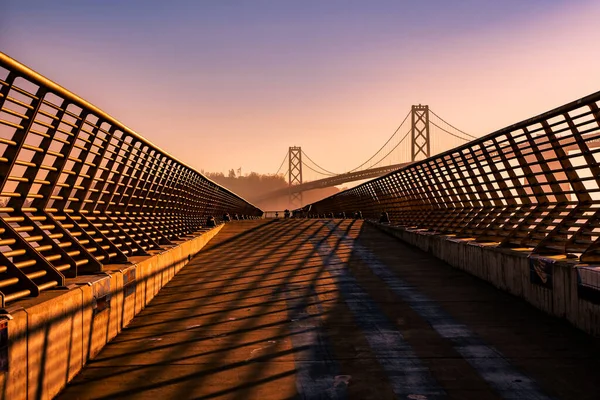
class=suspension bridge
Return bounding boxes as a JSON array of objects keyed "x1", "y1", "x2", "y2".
[
  {"x1": 1, "y1": 52, "x2": 600, "y2": 400},
  {"x1": 258, "y1": 105, "x2": 478, "y2": 206}
]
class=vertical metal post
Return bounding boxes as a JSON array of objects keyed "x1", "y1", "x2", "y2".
[
  {"x1": 411, "y1": 105, "x2": 430, "y2": 162},
  {"x1": 288, "y1": 146, "x2": 303, "y2": 208}
]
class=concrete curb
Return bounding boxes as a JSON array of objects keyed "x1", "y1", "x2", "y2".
[
  {"x1": 367, "y1": 221, "x2": 600, "y2": 337},
  {"x1": 0, "y1": 224, "x2": 224, "y2": 400}
]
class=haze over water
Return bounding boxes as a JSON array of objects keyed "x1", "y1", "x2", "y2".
[{"x1": 1, "y1": 0, "x2": 599, "y2": 176}]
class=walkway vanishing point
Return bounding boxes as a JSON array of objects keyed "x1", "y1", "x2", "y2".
[{"x1": 56, "y1": 219, "x2": 600, "y2": 400}]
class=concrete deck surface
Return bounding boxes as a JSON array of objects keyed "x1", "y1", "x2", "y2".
[{"x1": 57, "y1": 219, "x2": 600, "y2": 400}]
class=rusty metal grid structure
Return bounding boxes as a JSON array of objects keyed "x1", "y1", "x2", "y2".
[
  {"x1": 306, "y1": 90, "x2": 600, "y2": 263},
  {"x1": 0, "y1": 52, "x2": 262, "y2": 306}
]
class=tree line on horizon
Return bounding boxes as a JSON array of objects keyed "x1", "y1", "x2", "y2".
[
  {"x1": 203, "y1": 169, "x2": 287, "y2": 201},
  {"x1": 203, "y1": 169, "x2": 341, "y2": 210}
]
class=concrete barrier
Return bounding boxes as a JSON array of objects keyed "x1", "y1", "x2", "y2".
[
  {"x1": 368, "y1": 221, "x2": 600, "y2": 337},
  {"x1": 0, "y1": 224, "x2": 224, "y2": 400}
]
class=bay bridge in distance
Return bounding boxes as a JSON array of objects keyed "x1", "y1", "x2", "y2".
[{"x1": 258, "y1": 104, "x2": 478, "y2": 207}]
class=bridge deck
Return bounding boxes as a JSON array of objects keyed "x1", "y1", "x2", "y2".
[{"x1": 58, "y1": 220, "x2": 600, "y2": 400}]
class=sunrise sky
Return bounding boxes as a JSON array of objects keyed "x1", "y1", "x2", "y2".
[{"x1": 1, "y1": 0, "x2": 599, "y2": 176}]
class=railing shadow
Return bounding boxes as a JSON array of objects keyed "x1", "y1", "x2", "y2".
[{"x1": 49, "y1": 219, "x2": 356, "y2": 399}]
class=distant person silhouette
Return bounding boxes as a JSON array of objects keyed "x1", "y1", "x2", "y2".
[{"x1": 379, "y1": 211, "x2": 390, "y2": 224}]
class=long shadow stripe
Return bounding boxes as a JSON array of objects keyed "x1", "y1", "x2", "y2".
[
  {"x1": 309, "y1": 233, "x2": 446, "y2": 400},
  {"x1": 327, "y1": 221, "x2": 554, "y2": 400},
  {"x1": 284, "y1": 284, "x2": 347, "y2": 400}
]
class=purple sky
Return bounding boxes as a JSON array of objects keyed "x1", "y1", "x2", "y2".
[{"x1": 1, "y1": 0, "x2": 598, "y2": 176}]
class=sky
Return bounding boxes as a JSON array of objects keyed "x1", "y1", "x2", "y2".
[{"x1": 1, "y1": 0, "x2": 599, "y2": 176}]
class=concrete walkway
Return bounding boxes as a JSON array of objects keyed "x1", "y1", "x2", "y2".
[{"x1": 57, "y1": 219, "x2": 600, "y2": 399}]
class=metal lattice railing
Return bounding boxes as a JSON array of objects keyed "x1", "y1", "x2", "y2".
[
  {"x1": 307, "y1": 91, "x2": 600, "y2": 263},
  {"x1": 0, "y1": 52, "x2": 262, "y2": 306}
]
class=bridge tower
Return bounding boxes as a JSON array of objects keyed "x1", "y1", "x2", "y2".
[
  {"x1": 411, "y1": 105, "x2": 430, "y2": 161},
  {"x1": 288, "y1": 146, "x2": 303, "y2": 208}
]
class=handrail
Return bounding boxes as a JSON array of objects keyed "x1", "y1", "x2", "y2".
[
  {"x1": 0, "y1": 52, "x2": 262, "y2": 306},
  {"x1": 306, "y1": 90, "x2": 600, "y2": 263},
  {"x1": 0, "y1": 52, "x2": 253, "y2": 203}
]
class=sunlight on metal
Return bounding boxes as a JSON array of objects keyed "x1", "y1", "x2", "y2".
[
  {"x1": 305, "y1": 90, "x2": 600, "y2": 263},
  {"x1": 0, "y1": 52, "x2": 262, "y2": 307}
]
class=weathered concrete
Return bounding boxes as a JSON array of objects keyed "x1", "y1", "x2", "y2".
[
  {"x1": 55, "y1": 219, "x2": 600, "y2": 400},
  {"x1": 370, "y1": 221, "x2": 600, "y2": 336},
  {"x1": 0, "y1": 222, "x2": 232, "y2": 400}
]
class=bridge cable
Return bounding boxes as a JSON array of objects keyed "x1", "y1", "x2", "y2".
[
  {"x1": 301, "y1": 150, "x2": 339, "y2": 176},
  {"x1": 429, "y1": 109, "x2": 477, "y2": 139},
  {"x1": 274, "y1": 152, "x2": 288, "y2": 175},
  {"x1": 364, "y1": 128, "x2": 412, "y2": 169},
  {"x1": 346, "y1": 109, "x2": 411, "y2": 173},
  {"x1": 285, "y1": 108, "x2": 470, "y2": 180},
  {"x1": 290, "y1": 110, "x2": 412, "y2": 178},
  {"x1": 429, "y1": 120, "x2": 473, "y2": 142},
  {"x1": 302, "y1": 161, "x2": 338, "y2": 176}
]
